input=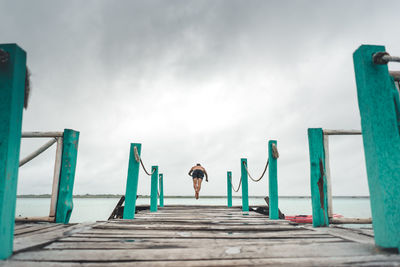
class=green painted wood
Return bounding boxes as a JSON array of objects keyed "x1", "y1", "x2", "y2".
[
  {"x1": 241, "y1": 158, "x2": 249, "y2": 212},
  {"x1": 0, "y1": 44, "x2": 26, "y2": 260},
  {"x1": 159, "y1": 173, "x2": 164, "y2": 207},
  {"x1": 55, "y1": 129, "x2": 80, "y2": 224},
  {"x1": 150, "y1": 166, "x2": 158, "y2": 212},
  {"x1": 227, "y1": 171, "x2": 232, "y2": 207},
  {"x1": 268, "y1": 140, "x2": 279, "y2": 220},
  {"x1": 353, "y1": 44, "x2": 400, "y2": 249},
  {"x1": 123, "y1": 143, "x2": 141, "y2": 219},
  {"x1": 308, "y1": 128, "x2": 329, "y2": 227}
]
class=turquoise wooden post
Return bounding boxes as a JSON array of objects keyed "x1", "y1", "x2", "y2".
[
  {"x1": 0, "y1": 44, "x2": 26, "y2": 260},
  {"x1": 268, "y1": 140, "x2": 279, "y2": 219},
  {"x1": 227, "y1": 171, "x2": 232, "y2": 207},
  {"x1": 159, "y1": 173, "x2": 164, "y2": 207},
  {"x1": 55, "y1": 129, "x2": 80, "y2": 224},
  {"x1": 353, "y1": 44, "x2": 400, "y2": 250},
  {"x1": 241, "y1": 158, "x2": 249, "y2": 212},
  {"x1": 123, "y1": 143, "x2": 141, "y2": 219},
  {"x1": 150, "y1": 166, "x2": 158, "y2": 212},
  {"x1": 308, "y1": 128, "x2": 329, "y2": 227}
]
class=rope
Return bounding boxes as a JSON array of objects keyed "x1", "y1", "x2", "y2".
[
  {"x1": 133, "y1": 146, "x2": 155, "y2": 176},
  {"x1": 243, "y1": 160, "x2": 269, "y2": 182},
  {"x1": 242, "y1": 143, "x2": 279, "y2": 182},
  {"x1": 272, "y1": 143, "x2": 279, "y2": 159},
  {"x1": 228, "y1": 174, "x2": 242, "y2": 192}
]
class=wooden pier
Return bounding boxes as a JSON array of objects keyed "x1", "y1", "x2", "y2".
[{"x1": 2, "y1": 206, "x2": 400, "y2": 266}]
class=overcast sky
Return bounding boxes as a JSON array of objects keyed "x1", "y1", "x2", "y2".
[{"x1": 2, "y1": 1, "x2": 400, "y2": 197}]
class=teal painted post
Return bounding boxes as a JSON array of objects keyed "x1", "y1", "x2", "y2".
[
  {"x1": 227, "y1": 171, "x2": 232, "y2": 207},
  {"x1": 123, "y1": 143, "x2": 141, "y2": 219},
  {"x1": 150, "y1": 166, "x2": 158, "y2": 212},
  {"x1": 308, "y1": 128, "x2": 329, "y2": 227},
  {"x1": 241, "y1": 158, "x2": 249, "y2": 212},
  {"x1": 353, "y1": 45, "x2": 400, "y2": 249},
  {"x1": 159, "y1": 173, "x2": 164, "y2": 207},
  {"x1": 55, "y1": 129, "x2": 80, "y2": 224},
  {"x1": 0, "y1": 44, "x2": 26, "y2": 260},
  {"x1": 268, "y1": 140, "x2": 279, "y2": 219}
]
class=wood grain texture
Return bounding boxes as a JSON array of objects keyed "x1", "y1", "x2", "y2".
[
  {"x1": 7, "y1": 206, "x2": 397, "y2": 266},
  {"x1": 353, "y1": 44, "x2": 400, "y2": 249}
]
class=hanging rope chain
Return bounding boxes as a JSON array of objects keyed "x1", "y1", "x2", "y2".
[
  {"x1": 133, "y1": 146, "x2": 155, "y2": 176},
  {"x1": 228, "y1": 174, "x2": 242, "y2": 192},
  {"x1": 243, "y1": 143, "x2": 279, "y2": 182},
  {"x1": 244, "y1": 160, "x2": 269, "y2": 182}
]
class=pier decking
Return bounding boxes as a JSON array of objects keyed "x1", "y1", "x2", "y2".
[{"x1": 3, "y1": 206, "x2": 400, "y2": 266}]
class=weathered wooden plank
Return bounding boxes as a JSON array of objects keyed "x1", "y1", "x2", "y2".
[
  {"x1": 93, "y1": 223, "x2": 302, "y2": 232},
  {"x1": 11, "y1": 242, "x2": 388, "y2": 262},
  {"x1": 13, "y1": 223, "x2": 89, "y2": 253},
  {"x1": 44, "y1": 237, "x2": 347, "y2": 250},
  {"x1": 305, "y1": 225, "x2": 374, "y2": 245},
  {"x1": 14, "y1": 223, "x2": 65, "y2": 236},
  {"x1": 60, "y1": 230, "x2": 337, "y2": 241},
  {"x1": 4, "y1": 255, "x2": 400, "y2": 267},
  {"x1": 330, "y1": 217, "x2": 372, "y2": 224}
]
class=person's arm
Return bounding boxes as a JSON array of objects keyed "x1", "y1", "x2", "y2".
[
  {"x1": 204, "y1": 169, "x2": 208, "y2": 182},
  {"x1": 188, "y1": 167, "x2": 193, "y2": 176}
]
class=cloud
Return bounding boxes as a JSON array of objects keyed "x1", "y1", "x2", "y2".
[{"x1": 2, "y1": 0, "x2": 399, "y2": 197}]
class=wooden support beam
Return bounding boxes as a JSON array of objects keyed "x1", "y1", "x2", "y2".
[
  {"x1": 330, "y1": 217, "x2": 372, "y2": 224},
  {"x1": 55, "y1": 129, "x2": 80, "y2": 224},
  {"x1": 0, "y1": 43, "x2": 26, "y2": 260},
  {"x1": 227, "y1": 171, "x2": 232, "y2": 207},
  {"x1": 323, "y1": 134, "x2": 333, "y2": 218},
  {"x1": 49, "y1": 137, "x2": 63, "y2": 219},
  {"x1": 159, "y1": 173, "x2": 164, "y2": 207},
  {"x1": 241, "y1": 158, "x2": 249, "y2": 212},
  {"x1": 268, "y1": 140, "x2": 279, "y2": 220},
  {"x1": 353, "y1": 44, "x2": 400, "y2": 250},
  {"x1": 150, "y1": 166, "x2": 158, "y2": 212},
  {"x1": 21, "y1": 131, "x2": 63, "y2": 138},
  {"x1": 123, "y1": 143, "x2": 141, "y2": 219},
  {"x1": 308, "y1": 128, "x2": 329, "y2": 227}
]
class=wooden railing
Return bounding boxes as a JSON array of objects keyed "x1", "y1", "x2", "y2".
[
  {"x1": 17, "y1": 130, "x2": 79, "y2": 224},
  {"x1": 226, "y1": 140, "x2": 279, "y2": 219},
  {"x1": 122, "y1": 143, "x2": 163, "y2": 219}
]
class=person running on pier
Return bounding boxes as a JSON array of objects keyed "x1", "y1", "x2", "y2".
[{"x1": 188, "y1": 163, "x2": 208, "y2": 200}]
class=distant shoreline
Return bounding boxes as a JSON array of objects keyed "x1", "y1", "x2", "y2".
[{"x1": 17, "y1": 194, "x2": 370, "y2": 199}]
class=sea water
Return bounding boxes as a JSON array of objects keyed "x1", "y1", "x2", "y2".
[{"x1": 16, "y1": 197, "x2": 371, "y2": 223}]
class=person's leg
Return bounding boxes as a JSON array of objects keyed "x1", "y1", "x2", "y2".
[
  {"x1": 193, "y1": 178, "x2": 198, "y2": 193},
  {"x1": 197, "y1": 178, "x2": 203, "y2": 195}
]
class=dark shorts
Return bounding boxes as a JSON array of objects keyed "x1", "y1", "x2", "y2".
[{"x1": 192, "y1": 169, "x2": 204, "y2": 179}]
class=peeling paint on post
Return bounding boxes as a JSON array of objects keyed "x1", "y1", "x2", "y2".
[
  {"x1": 55, "y1": 129, "x2": 79, "y2": 224},
  {"x1": 353, "y1": 44, "x2": 400, "y2": 249},
  {"x1": 0, "y1": 43, "x2": 26, "y2": 260},
  {"x1": 159, "y1": 173, "x2": 164, "y2": 207},
  {"x1": 123, "y1": 143, "x2": 141, "y2": 219},
  {"x1": 308, "y1": 128, "x2": 329, "y2": 227},
  {"x1": 268, "y1": 140, "x2": 279, "y2": 220},
  {"x1": 227, "y1": 171, "x2": 232, "y2": 207},
  {"x1": 150, "y1": 166, "x2": 158, "y2": 212},
  {"x1": 241, "y1": 158, "x2": 249, "y2": 212}
]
